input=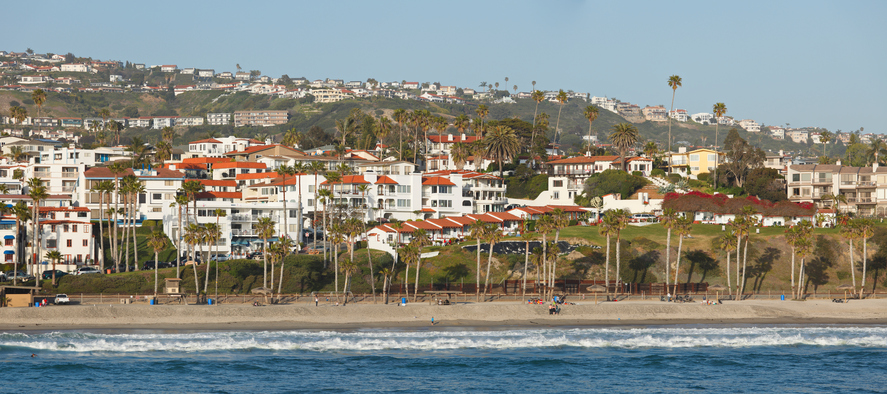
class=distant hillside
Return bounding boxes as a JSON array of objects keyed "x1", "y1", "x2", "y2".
[{"x1": 0, "y1": 89, "x2": 812, "y2": 154}]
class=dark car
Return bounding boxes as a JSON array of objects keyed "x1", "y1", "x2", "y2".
[
  {"x1": 41, "y1": 270, "x2": 68, "y2": 280},
  {"x1": 303, "y1": 228, "x2": 324, "y2": 241},
  {"x1": 247, "y1": 252, "x2": 263, "y2": 260}
]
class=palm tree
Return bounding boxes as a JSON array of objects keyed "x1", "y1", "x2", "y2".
[
  {"x1": 553, "y1": 90, "x2": 568, "y2": 143},
  {"x1": 173, "y1": 194, "x2": 189, "y2": 277},
  {"x1": 399, "y1": 243, "x2": 418, "y2": 297},
  {"x1": 275, "y1": 236, "x2": 295, "y2": 299},
  {"x1": 794, "y1": 224, "x2": 814, "y2": 300},
  {"x1": 583, "y1": 105, "x2": 600, "y2": 155},
  {"x1": 484, "y1": 125, "x2": 520, "y2": 177},
  {"x1": 469, "y1": 219, "x2": 488, "y2": 302},
  {"x1": 255, "y1": 217, "x2": 276, "y2": 290},
  {"x1": 282, "y1": 127, "x2": 302, "y2": 149},
  {"x1": 27, "y1": 178, "x2": 48, "y2": 285},
  {"x1": 451, "y1": 142, "x2": 471, "y2": 170},
  {"x1": 411, "y1": 229, "x2": 430, "y2": 302},
  {"x1": 45, "y1": 250, "x2": 62, "y2": 286},
  {"x1": 660, "y1": 209, "x2": 678, "y2": 291},
  {"x1": 712, "y1": 102, "x2": 727, "y2": 186},
  {"x1": 600, "y1": 213, "x2": 616, "y2": 293},
  {"x1": 536, "y1": 215, "x2": 554, "y2": 298},
  {"x1": 667, "y1": 75, "x2": 682, "y2": 151},
  {"x1": 180, "y1": 180, "x2": 205, "y2": 225},
  {"x1": 785, "y1": 224, "x2": 804, "y2": 292},
  {"x1": 866, "y1": 138, "x2": 887, "y2": 165},
  {"x1": 475, "y1": 105, "x2": 489, "y2": 137},
  {"x1": 453, "y1": 115, "x2": 470, "y2": 137},
  {"x1": 161, "y1": 126, "x2": 175, "y2": 144},
  {"x1": 393, "y1": 108, "x2": 407, "y2": 161},
  {"x1": 318, "y1": 188, "x2": 333, "y2": 266},
  {"x1": 857, "y1": 218, "x2": 874, "y2": 296},
  {"x1": 107, "y1": 161, "x2": 127, "y2": 269},
  {"x1": 670, "y1": 216, "x2": 693, "y2": 296},
  {"x1": 819, "y1": 130, "x2": 834, "y2": 158},
  {"x1": 609, "y1": 123, "x2": 639, "y2": 171},
  {"x1": 183, "y1": 224, "x2": 203, "y2": 292},
  {"x1": 12, "y1": 202, "x2": 30, "y2": 286},
  {"x1": 737, "y1": 206, "x2": 757, "y2": 299},
  {"x1": 717, "y1": 230, "x2": 737, "y2": 294},
  {"x1": 108, "y1": 120, "x2": 123, "y2": 146},
  {"x1": 329, "y1": 223, "x2": 345, "y2": 301},
  {"x1": 839, "y1": 219, "x2": 859, "y2": 295},
  {"x1": 531, "y1": 90, "x2": 545, "y2": 144},
  {"x1": 277, "y1": 164, "x2": 295, "y2": 242},
  {"x1": 339, "y1": 258, "x2": 359, "y2": 305},
  {"x1": 91, "y1": 180, "x2": 114, "y2": 269},
  {"x1": 31, "y1": 89, "x2": 46, "y2": 133},
  {"x1": 482, "y1": 223, "x2": 502, "y2": 298},
  {"x1": 202, "y1": 223, "x2": 221, "y2": 294},
  {"x1": 10, "y1": 105, "x2": 28, "y2": 126},
  {"x1": 611, "y1": 209, "x2": 631, "y2": 293},
  {"x1": 148, "y1": 229, "x2": 169, "y2": 297},
  {"x1": 520, "y1": 221, "x2": 534, "y2": 298}
]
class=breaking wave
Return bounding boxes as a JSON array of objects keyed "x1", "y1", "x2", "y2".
[{"x1": 2, "y1": 326, "x2": 886, "y2": 354}]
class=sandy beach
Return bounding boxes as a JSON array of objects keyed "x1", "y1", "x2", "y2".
[{"x1": 2, "y1": 298, "x2": 886, "y2": 331}]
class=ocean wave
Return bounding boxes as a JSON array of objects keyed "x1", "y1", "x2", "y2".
[{"x1": 2, "y1": 327, "x2": 886, "y2": 353}]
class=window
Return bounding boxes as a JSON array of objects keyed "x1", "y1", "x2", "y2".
[
  {"x1": 689, "y1": 154, "x2": 700, "y2": 162},
  {"x1": 165, "y1": 180, "x2": 174, "y2": 186},
  {"x1": 83, "y1": 239, "x2": 88, "y2": 247},
  {"x1": 437, "y1": 200, "x2": 452, "y2": 208},
  {"x1": 691, "y1": 167, "x2": 700, "y2": 172},
  {"x1": 397, "y1": 199, "x2": 411, "y2": 208},
  {"x1": 793, "y1": 174, "x2": 800, "y2": 182},
  {"x1": 307, "y1": 199, "x2": 313, "y2": 207},
  {"x1": 792, "y1": 188, "x2": 800, "y2": 196},
  {"x1": 708, "y1": 154, "x2": 717, "y2": 161},
  {"x1": 553, "y1": 191, "x2": 560, "y2": 199},
  {"x1": 152, "y1": 207, "x2": 163, "y2": 213},
  {"x1": 67, "y1": 240, "x2": 72, "y2": 248},
  {"x1": 289, "y1": 224, "x2": 298, "y2": 232},
  {"x1": 47, "y1": 240, "x2": 57, "y2": 249},
  {"x1": 553, "y1": 180, "x2": 563, "y2": 188},
  {"x1": 153, "y1": 193, "x2": 162, "y2": 200},
  {"x1": 83, "y1": 225, "x2": 89, "y2": 233},
  {"x1": 4, "y1": 254, "x2": 11, "y2": 262},
  {"x1": 72, "y1": 225, "x2": 78, "y2": 232},
  {"x1": 165, "y1": 193, "x2": 175, "y2": 200},
  {"x1": 308, "y1": 185, "x2": 315, "y2": 193},
  {"x1": 4, "y1": 239, "x2": 12, "y2": 246},
  {"x1": 397, "y1": 185, "x2": 411, "y2": 193}
]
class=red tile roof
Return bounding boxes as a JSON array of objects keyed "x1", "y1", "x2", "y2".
[
  {"x1": 236, "y1": 172, "x2": 278, "y2": 180},
  {"x1": 212, "y1": 161, "x2": 267, "y2": 169},
  {"x1": 546, "y1": 155, "x2": 619, "y2": 165},
  {"x1": 427, "y1": 135, "x2": 481, "y2": 144},
  {"x1": 189, "y1": 138, "x2": 223, "y2": 144},
  {"x1": 321, "y1": 175, "x2": 369, "y2": 185},
  {"x1": 195, "y1": 192, "x2": 242, "y2": 199},
  {"x1": 199, "y1": 180, "x2": 237, "y2": 187},
  {"x1": 422, "y1": 177, "x2": 456, "y2": 186},
  {"x1": 182, "y1": 157, "x2": 232, "y2": 164},
  {"x1": 84, "y1": 167, "x2": 185, "y2": 179},
  {"x1": 375, "y1": 175, "x2": 398, "y2": 185}
]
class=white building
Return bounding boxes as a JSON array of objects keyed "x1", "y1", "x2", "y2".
[
  {"x1": 207, "y1": 113, "x2": 231, "y2": 126},
  {"x1": 178, "y1": 116, "x2": 205, "y2": 127},
  {"x1": 152, "y1": 116, "x2": 178, "y2": 129},
  {"x1": 691, "y1": 113, "x2": 713, "y2": 125},
  {"x1": 739, "y1": 119, "x2": 761, "y2": 133},
  {"x1": 60, "y1": 63, "x2": 90, "y2": 72}
]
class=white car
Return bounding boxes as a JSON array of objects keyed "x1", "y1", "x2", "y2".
[
  {"x1": 75, "y1": 267, "x2": 102, "y2": 275},
  {"x1": 54, "y1": 294, "x2": 70, "y2": 305}
]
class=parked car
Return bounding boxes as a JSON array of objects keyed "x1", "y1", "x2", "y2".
[
  {"x1": 143, "y1": 261, "x2": 172, "y2": 270},
  {"x1": 6, "y1": 271, "x2": 35, "y2": 281},
  {"x1": 630, "y1": 214, "x2": 658, "y2": 223},
  {"x1": 211, "y1": 254, "x2": 229, "y2": 262},
  {"x1": 42, "y1": 270, "x2": 68, "y2": 280},
  {"x1": 303, "y1": 228, "x2": 324, "y2": 241},
  {"x1": 75, "y1": 267, "x2": 102, "y2": 275},
  {"x1": 54, "y1": 294, "x2": 70, "y2": 305},
  {"x1": 247, "y1": 252, "x2": 263, "y2": 260}
]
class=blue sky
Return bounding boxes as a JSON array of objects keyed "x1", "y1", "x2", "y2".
[{"x1": 5, "y1": 0, "x2": 885, "y2": 133}]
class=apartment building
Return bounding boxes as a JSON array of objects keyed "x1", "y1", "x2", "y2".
[
  {"x1": 79, "y1": 167, "x2": 185, "y2": 221},
  {"x1": 233, "y1": 110, "x2": 288, "y2": 127},
  {"x1": 739, "y1": 119, "x2": 761, "y2": 133},
  {"x1": 207, "y1": 113, "x2": 231, "y2": 126},
  {"x1": 666, "y1": 148, "x2": 725, "y2": 177},
  {"x1": 786, "y1": 163, "x2": 887, "y2": 216},
  {"x1": 642, "y1": 105, "x2": 667, "y2": 122}
]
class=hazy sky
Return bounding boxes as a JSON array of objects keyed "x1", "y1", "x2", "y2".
[{"x1": 5, "y1": 0, "x2": 885, "y2": 133}]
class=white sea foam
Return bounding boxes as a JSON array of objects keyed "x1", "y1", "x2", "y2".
[{"x1": 2, "y1": 327, "x2": 886, "y2": 353}]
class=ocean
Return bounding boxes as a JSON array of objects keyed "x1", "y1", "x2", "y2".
[{"x1": 2, "y1": 325, "x2": 886, "y2": 393}]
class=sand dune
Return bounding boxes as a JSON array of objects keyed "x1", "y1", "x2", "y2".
[{"x1": 2, "y1": 299, "x2": 885, "y2": 331}]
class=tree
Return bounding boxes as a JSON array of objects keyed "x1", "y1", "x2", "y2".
[
  {"x1": 108, "y1": 162, "x2": 127, "y2": 272},
  {"x1": 11, "y1": 202, "x2": 30, "y2": 286},
  {"x1": 173, "y1": 195, "x2": 189, "y2": 277},
  {"x1": 275, "y1": 236, "x2": 295, "y2": 300},
  {"x1": 737, "y1": 206, "x2": 757, "y2": 299},
  {"x1": 531, "y1": 90, "x2": 546, "y2": 145},
  {"x1": 536, "y1": 215, "x2": 554, "y2": 297},
  {"x1": 520, "y1": 221, "x2": 534, "y2": 298},
  {"x1": 45, "y1": 250, "x2": 62, "y2": 286},
  {"x1": 866, "y1": 138, "x2": 887, "y2": 165},
  {"x1": 484, "y1": 125, "x2": 520, "y2": 177},
  {"x1": 183, "y1": 224, "x2": 202, "y2": 292},
  {"x1": 722, "y1": 129, "x2": 765, "y2": 187},
  {"x1": 469, "y1": 219, "x2": 488, "y2": 302},
  {"x1": 671, "y1": 216, "x2": 693, "y2": 296},
  {"x1": 255, "y1": 216, "x2": 276, "y2": 290},
  {"x1": 329, "y1": 223, "x2": 346, "y2": 301},
  {"x1": 475, "y1": 105, "x2": 489, "y2": 137},
  {"x1": 600, "y1": 213, "x2": 616, "y2": 293},
  {"x1": 660, "y1": 209, "x2": 679, "y2": 291},
  {"x1": 277, "y1": 164, "x2": 295, "y2": 244},
  {"x1": 27, "y1": 177, "x2": 48, "y2": 287},
  {"x1": 393, "y1": 109, "x2": 408, "y2": 161},
  {"x1": 712, "y1": 102, "x2": 727, "y2": 186},
  {"x1": 451, "y1": 142, "x2": 471, "y2": 170},
  {"x1": 31, "y1": 89, "x2": 46, "y2": 130},
  {"x1": 667, "y1": 75, "x2": 682, "y2": 151},
  {"x1": 609, "y1": 123, "x2": 639, "y2": 171},
  {"x1": 716, "y1": 230, "x2": 737, "y2": 294},
  {"x1": 839, "y1": 219, "x2": 859, "y2": 295},
  {"x1": 857, "y1": 218, "x2": 874, "y2": 296},
  {"x1": 610, "y1": 209, "x2": 631, "y2": 293},
  {"x1": 785, "y1": 224, "x2": 804, "y2": 292},
  {"x1": 553, "y1": 90, "x2": 568, "y2": 143},
  {"x1": 148, "y1": 229, "x2": 169, "y2": 297},
  {"x1": 482, "y1": 223, "x2": 502, "y2": 298},
  {"x1": 91, "y1": 180, "x2": 114, "y2": 269},
  {"x1": 582, "y1": 105, "x2": 600, "y2": 155},
  {"x1": 819, "y1": 130, "x2": 833, "y2": 158},
  {"x1": 9, "y1": 105, "x2": 27, "y2": 125},
  {"x1": 411, "y1": 229, "x2": 430, "y2": 302}
]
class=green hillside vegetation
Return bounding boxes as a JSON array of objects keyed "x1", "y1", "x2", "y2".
[{"x1": 1, "y1": 88, "x2": 815, "y2": 154}]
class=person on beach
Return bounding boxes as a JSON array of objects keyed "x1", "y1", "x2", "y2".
[{"x1": 315, "y1": 296, "x2": 319, "y2": 307}]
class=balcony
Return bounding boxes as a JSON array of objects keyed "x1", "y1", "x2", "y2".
[
  {"x1": 858, "y1": 181, "x2": 876, "y2": 188},
  {"x1": 61, "y1": 186, "x2": 76, "y2": 192},
  {"x1": 61, "y1": 172, "x2": 79, "y2": 178},
  {"x1": 34, "y1": 171, "x2": 51, "y2": 178}
]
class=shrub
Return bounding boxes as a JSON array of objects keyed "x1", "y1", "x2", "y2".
[
  {"x1": 632, "y1": 171, "x2": 642, "y2": 177},
  {"x1": 697, "y1": 173, "x2": 710, "y2": 182},
  {"x1": 668, "y1": 173, "x2": 683, "y2": 183},
  {"x1": 569, "y1": 219, "x2": 578, "y2": 226},
  {"x1": 651, "y1": 169, "x2": 666, "y2": 178}
]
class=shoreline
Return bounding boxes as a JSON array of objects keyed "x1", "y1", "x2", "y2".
[{"x1": 2, "y1": 299, "x2": 886, "y2": 332}]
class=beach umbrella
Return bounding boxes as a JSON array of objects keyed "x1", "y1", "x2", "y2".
[
  {"x1": 587, "y1": 284, "x2": 606, "y2": 305},
  {"x1": 836, "y1": 284, "x2": 853, "y2": 302},
  {"x1": 709, "y1": 284, "x2": 727, "y2": 302}
]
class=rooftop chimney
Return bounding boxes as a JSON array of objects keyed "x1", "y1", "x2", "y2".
[
  {"x1": 448, "y1": 134, "x2": 453, "y2": 142},
  {"x1": 875, "y1": 163, "x2": 879, "y2": 171},
  {"x1": 461, "y1": 133, "x2": 466, "y2": 140},
  {"x1": 836, "y1": 160, "x2": 842, "y2": 166}
]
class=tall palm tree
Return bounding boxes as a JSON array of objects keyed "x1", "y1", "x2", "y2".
[
  {"x1": 277, "y1": 164, "x2": 295, "y2": 242},
  {"x1": 475, "y1": 105, "x2": 489, "y2": 137},
  {"x1": 609, "y1": 123, "x2": 639, "y2": 171},
  {"x1": 202, "y1": 223, "x2": 221, "y2": 294},
  {"x1": 393, "y1": 108, "x2": 407, "y2": 161},
  {"x1": 866, "y1": 138, "x2": 887, "y2": 165},
  {"x1": 794, "y1": 226, "x2": 814, "y2": 300},
  {"x1": 484, "y1": 125, "x2": 520, "y2": 177},
  {"x1": 531, "y1": 90, "x2": 545, "y2": 144},
  {"x1": 399, "y1": 243, "x2": 418, "y2": 298},
  {"x1": 10, "y1": 105, "x2": 28, "y2": 126},
  {"x1": 12, "y1": 202, "x2": 30, "y2": 286},
  {"x1": 671, "y1": 216, "x2": 693, "y2": 296},
  {"x1": 27, "y1": 177, "x2": 47, "y2": 285},
  {"x1": 535, "y1": 215, "x2": 555, "y2": 298},
  {"x1": 717, "y1": 230, "x2": 737, "y2": 294},
  {"x1": 174, "y1": 194, "x2": 189, "y2": 277},
  {"x1": 161, "y1": 126, "x2": 175, "y2": 145},
  {"x1": 45, "y1": 250, "x2": 62, "y2": 286},
  {"x1": 180, "y1": 180, "x2": 205, "y2": 225},
  {"x1": 129, "y1": 176, "x2": 146, "y2": 270},
  {"x1": 599, "y1": 213, "x2": 617, "y2": 293},
  {"x1": 611, "y1": 209, "x2": 631, "y2": 293},
  {"x1": 329, "y1": 222, "x2": 346, "y2": 301},
  {"x1": 785, "y1": 224, "x2": 803, "y2": 292},
  {"x1": 255, "y1": 217, "x2": 276, "y2": 289},
  {"x1": 549, "y1": 209, "x2": 570, "y2": 297},
  {"x1": 451, "y1": 142, "x2": 471, "y2": 170},
  {"x1": 107, "y1": 162, "x2": 127, "y2": 269},
  {"x1": 453, "y1": 115, "x2": 470, "y2": 137},
  {"x1": 275, "y1": 236, "x2": 295, "y2": 300},
  {"x1": 108, "y1": 120, "x2": 123, "y2": 146},
  {"x1": 469, "y1": 219, "x2": 488, "y2": 302},
  {"x1": 667, "y1": 75, "x2": 682, "y2": 152},
  {"x1": 553, "y1": 90, "x2": 568, "y2": 143},
  {"x1": 183, "y1": 224, "x2": 203, "y2": 292},
  {"x1": 411, "y1": 229, "x2": 430, "y2": 302},
  {"x1": 282, "y1": 127, "x2": 303, "y2": 149},
  {"x1": 839, "y1": 219, "x2": 859, "y2": 295},
  {"x1": 712, "y1": 102, "x2": 727, "y2": 186},
  {"x1": 91, "y1": 180, "x2": 114, "y2": 269},
  {"x1": 520, "y1": 220, "x2": 534, "y2": 298},
  {"x1": 31, "y1": 89, "x2": 46, "y2": 133},
  {"x1": 737, "y1": 206, "x2": 757, "y2": 299},
  {"x1": 148, "y1": 229, "x2": 169, "y2": 297},
  {"x1": 819, "y1": 130, "x2": 834, "y2": 158},
  {"x1": 318, "y1": 188, "x2": 333, "y2": 266},
  {"x1": 482, "y1": 223, "x2": 502, "y2": 298},
  {"x1": 339, "y1": 257, "x2": 359, "y2": 305},
  {"x1": 582, "y1": 105, "x2": 600, "y2": 155},
  {"x1": 660, "y1": 209, "x2": 678, "y2": 291},
  {"x1": 857, "y1": 218, "x2": 874, "y2": 296}
]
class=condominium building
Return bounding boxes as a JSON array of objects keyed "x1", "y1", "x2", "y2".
[
  {"x1": 786, "y1": 163, "x2": 887, "y2": 216},
  {"x1": 233, "y1": 110, "x2": 288, "y2": 127}
]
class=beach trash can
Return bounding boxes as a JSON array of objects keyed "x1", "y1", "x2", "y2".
[
  {"x1": 401, "y1": 297, "x2": 407, "y2": 305},
  {"x1": 150, "y1": 299, "x2": 155, "y2": 305},
  {"x1": 208, "y1": 299, "x2": 213, "y2": 305},
  {"x1": 781, "y1": 295, "x2": 785, "y2": 301}
]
